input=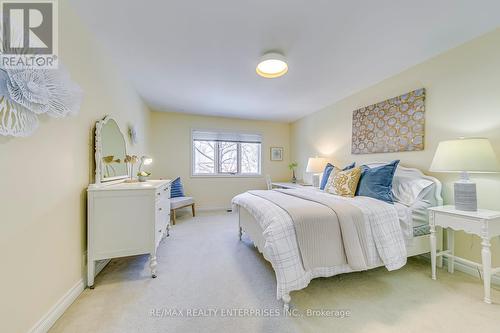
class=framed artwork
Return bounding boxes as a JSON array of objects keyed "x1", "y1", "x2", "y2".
[
  {"x1": 351, "y1": 88, "x2": 425, "y2": 154},
  {"x1": 270, "y1": 147, "x2": 283, "y2": 161}
]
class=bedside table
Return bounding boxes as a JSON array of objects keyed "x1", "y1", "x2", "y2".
[{"x1": 428, "y1": 205, "x2": 500, "y2": 304}]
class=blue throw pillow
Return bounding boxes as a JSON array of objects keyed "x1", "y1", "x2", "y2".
[
  {"x1": 356, "y1": 160, "x2": 400, "y2": 203},
  {"x1": 319, "y1": 162, "x2": 356, "y2": 190},
  {"x1": 343, "y1": 162, "x2": 356, "y2": 171},
  {"x1": 319, "y1": 163, "x2": 334, "y2": 190},
  {"x1": 170, "y1": 177, "x2": 185, "y2": 198}
]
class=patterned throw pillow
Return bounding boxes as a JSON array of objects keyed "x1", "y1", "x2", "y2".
[
  {"x1": 325, "y1": 166, "x2": 362, "y2": 197},
  {"x1": 319, "y1": 162, "x2": 356, "y2": 190}
]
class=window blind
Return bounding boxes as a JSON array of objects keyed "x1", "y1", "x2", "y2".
[{"x1": 192, "y1": 130, "x2": 262, "y2": 143}]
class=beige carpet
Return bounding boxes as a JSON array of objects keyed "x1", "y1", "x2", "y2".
[{"x1": 51, "y1": 210, "x2": 500, "y2": 333}]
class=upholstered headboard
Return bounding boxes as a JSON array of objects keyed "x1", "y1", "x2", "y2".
[{"x1": 364, "y1": 162, "x2": 443, "y2": 206}]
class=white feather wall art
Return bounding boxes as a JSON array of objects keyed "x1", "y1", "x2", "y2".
[
  {"x1": 128, "y1": 124, "x2": 138, "y2": 145},
  {"x1": 0, "y1": 66, "x2": 83, "y2": 137}
]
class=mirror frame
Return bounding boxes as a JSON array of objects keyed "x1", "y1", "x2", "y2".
[{"x1": 94, "y1": 115, "x2": 129, "y2": 184}]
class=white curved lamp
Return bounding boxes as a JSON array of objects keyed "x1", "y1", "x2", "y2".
[{"x1": 139, "y1": 156, "x2": 153, "y2": 173}]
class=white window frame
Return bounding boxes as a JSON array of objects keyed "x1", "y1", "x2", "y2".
[{"x1": 191, "y1": 129, "x2": 262, "y2": 178}]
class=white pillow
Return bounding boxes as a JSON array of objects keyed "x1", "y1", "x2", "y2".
[{"x1": 392, "y1": 178, "x2": 434, "y2": 206}]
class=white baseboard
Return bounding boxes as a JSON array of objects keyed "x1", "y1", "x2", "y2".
[
  {"x1": 420, "y1": 254, "x2": 500, "y2": 286},
  {"x1": 29, "y1": 255, "x2": 112, "y2": 333},
  {"x1": 442, "y1": 257, "x2": 500, "y2": 286},
  {"x1": 28, "y1": 279, "x2": 84, "y2": 333},
  {"x1": 197, "y1": 206, "x2": 231, "y2": 212}
]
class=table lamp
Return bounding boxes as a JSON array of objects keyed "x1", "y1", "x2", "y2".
[
  {"x1": 306, "y1": 157, "x2": 328, "y2": 187},
  {"x1": 139, "y1": 156, "x2": 153, "y2": 174},
  {"x1": 429, "y1": 137, "x2": 500, "y2": 211}
]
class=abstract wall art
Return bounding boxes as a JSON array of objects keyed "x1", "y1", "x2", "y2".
[{"x1": 351, "y1": 88, "x2": 425, "y2": 154}]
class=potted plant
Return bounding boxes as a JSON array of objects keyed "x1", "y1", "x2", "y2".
[
  {"x1": 288, "y1": 162, "x2": 298, "y2": 183},
  {"x1": 137, "y1": 171, "x2": 151, "y2": 182}
]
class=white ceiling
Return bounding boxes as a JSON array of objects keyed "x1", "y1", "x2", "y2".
[{"x1": 70, "y1": 0, "x2": 500, "y2": 122}]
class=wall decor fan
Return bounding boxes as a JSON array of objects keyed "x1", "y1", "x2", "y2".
[{"x1": 0, "y1": 65, "x2": 83, "y2": 137}]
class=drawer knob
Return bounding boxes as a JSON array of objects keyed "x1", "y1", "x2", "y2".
[{"x1": 159, "y1": 207, "x2": 163, "y2": 211}]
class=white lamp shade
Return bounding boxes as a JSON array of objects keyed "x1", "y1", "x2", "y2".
[
  {"x1": 429, "y1": 138, "x2": 500, "y2": 173},
  {"x1": 306, "y1": 157, "x2": 328, "y2": 173},
  {"x1": 141, "y1": 156, "x2": 153, "y2": 165}
]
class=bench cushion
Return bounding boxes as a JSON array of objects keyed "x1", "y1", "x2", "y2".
[{"x1": 170, "y1": 196, "x2": 194, "y2": 209}]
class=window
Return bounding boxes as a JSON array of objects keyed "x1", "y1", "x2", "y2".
[{"x1": 192, "y1": 130, "x2": 262, "y2": 176}]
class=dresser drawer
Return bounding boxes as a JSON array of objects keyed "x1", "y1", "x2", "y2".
[
  {"x1": 155, "y1": 194, "x2": 170, "y2": 212},
  {"x1": 434, "y1": 213, "x2": 482, "y2": 235},
  {"x1": 155, "y1": 186, "x2": 170, "y2": 231},
  {"x1": 156, "y1": 198, "x2": 169, "y2": 221},
  {"x1": 155, "y1": 206, "x2": 170, "y2": 247},
  {"x1": 155, "y1": 184, "x2": 171, "y2": 201}
]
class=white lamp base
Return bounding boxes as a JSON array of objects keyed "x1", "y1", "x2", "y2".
[
  {"x1": 454, "y1": 172, "x2": 477, "y2": 211},
  {"x1": 312, "y1": 174, "x2": 320, "y2": 188}
]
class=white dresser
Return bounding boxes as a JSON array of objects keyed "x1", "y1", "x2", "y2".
[{"x1": 87, "y1": 179, "x2": 172, "y2": 288}]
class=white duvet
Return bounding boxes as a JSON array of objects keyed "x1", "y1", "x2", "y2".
[{"x1": 232, "y1": 188, "x2": 408, "y2": 300}]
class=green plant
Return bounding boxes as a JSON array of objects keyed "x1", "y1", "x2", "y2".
[{"x1": 288, "y1": 162, "x2": 298, "y2": 170}]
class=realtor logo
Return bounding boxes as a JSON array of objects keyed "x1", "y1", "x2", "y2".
[{"x1": 1, "y1": 0, "x2": 58, "y2": 68}]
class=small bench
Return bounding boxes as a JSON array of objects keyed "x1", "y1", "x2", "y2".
[{"x1": 170, "y1": 196, "x2": 195, "y2": 225}]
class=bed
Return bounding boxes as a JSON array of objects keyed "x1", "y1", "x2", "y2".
[{"x1": 232, "y1": 163, "x2": 443, "y2": 310}]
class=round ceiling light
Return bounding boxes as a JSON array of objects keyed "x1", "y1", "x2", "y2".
[{"x1": 256, "y1": 52, "x2": 288, "y2": 78}]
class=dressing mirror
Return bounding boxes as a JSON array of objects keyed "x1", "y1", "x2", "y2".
[{"x1": 95, "y1": 116, "x2": 128, "y2": 183}]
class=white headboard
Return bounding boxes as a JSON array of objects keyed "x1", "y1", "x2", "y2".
[{"x1": 364, "y1": 162, "x2": 443, "y2": 206}]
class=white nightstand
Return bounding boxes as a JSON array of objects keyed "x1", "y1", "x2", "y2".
[{"x1": 428, "y1": 205, "x2": 500, "y2": 303}]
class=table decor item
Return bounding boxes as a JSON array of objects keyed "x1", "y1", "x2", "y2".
[
  {"x1": 288, "y1": 162, "x2": 298, "y2": 183},
  {"x1": 137, "y1": 171, "x2": 151, "y2": 182},
  {"x1": 124, "y1": 155, "x2": 139, "y2": 182}
]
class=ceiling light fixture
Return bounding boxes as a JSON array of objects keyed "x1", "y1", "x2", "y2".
[{"x1": 256, "y1": 52, "x2": 288, "y2": 78}]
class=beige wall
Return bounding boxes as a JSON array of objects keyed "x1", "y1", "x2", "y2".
[
  {"x1": 0, "y1": 2, "x2": 151, "y2": 332},
  {"x1": 150, "y1": 111, "x2": 290, "y2": 209},
  {"x1": 291, "y1": 28, "x2": 500, "y2": 265}
]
